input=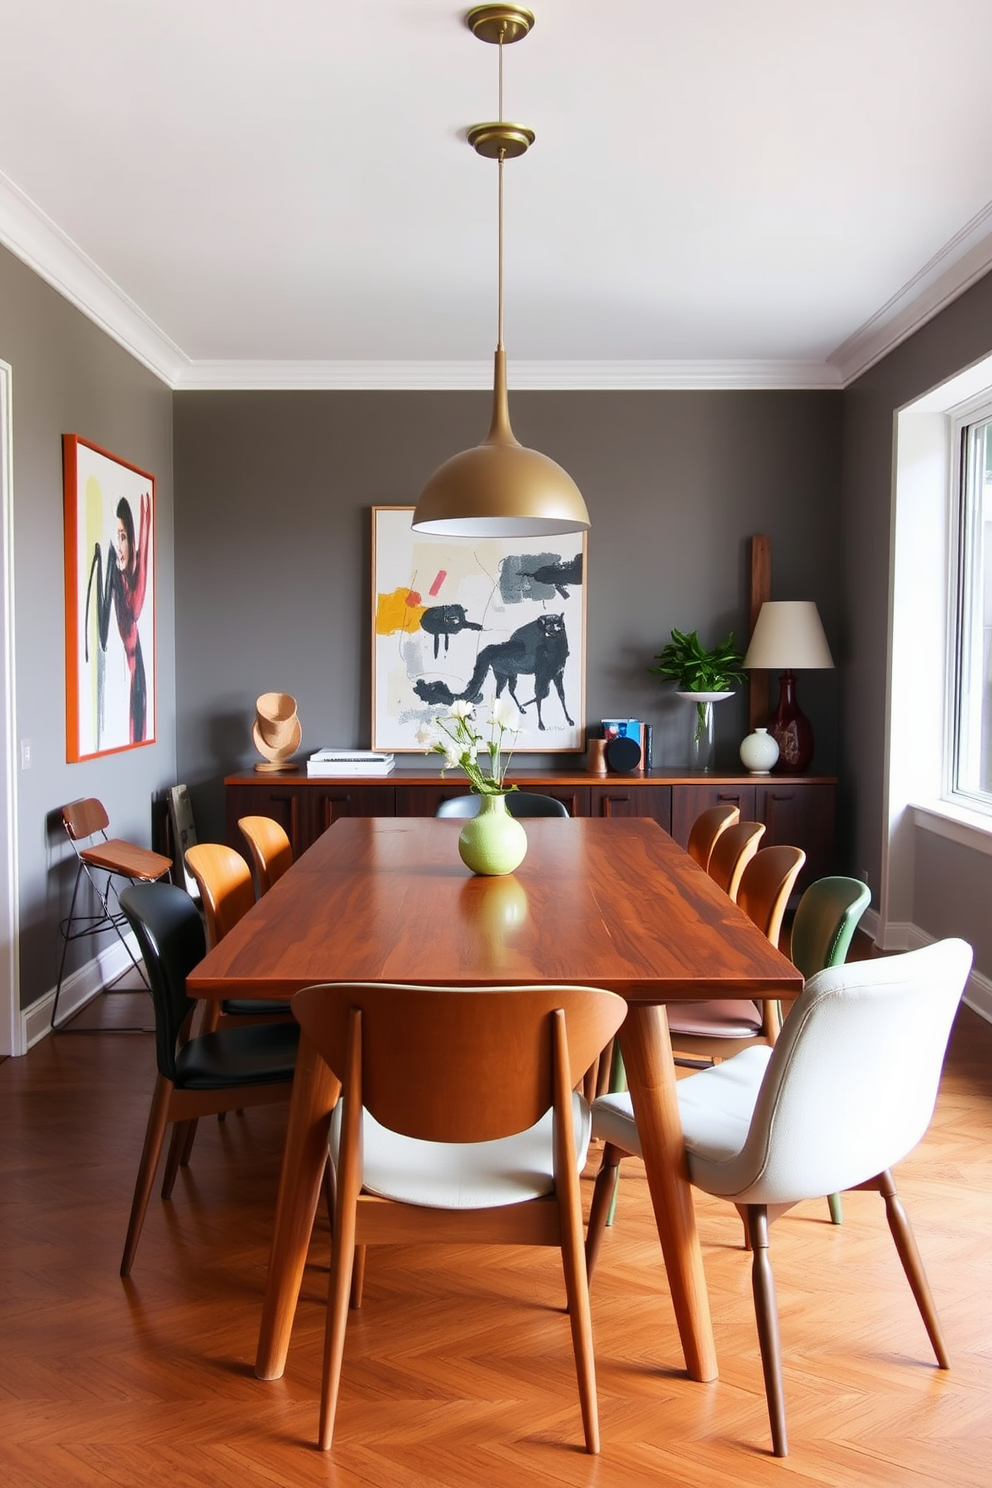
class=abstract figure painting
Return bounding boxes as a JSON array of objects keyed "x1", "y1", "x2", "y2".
[
  {"x1": 372, "y1": 507, "x2": 586, "y2": 753},
  {"x1": 63, "y1": 435, "x2": 156, "y2": 761}
]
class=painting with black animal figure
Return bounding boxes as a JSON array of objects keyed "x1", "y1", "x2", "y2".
[{"x1": 372, "y1": 507, "x2": 586, "y2": 753}]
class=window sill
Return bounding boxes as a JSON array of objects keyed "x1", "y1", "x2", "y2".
[{"x1": 910, "y1": 800, "x2": 992, "y2": 857}]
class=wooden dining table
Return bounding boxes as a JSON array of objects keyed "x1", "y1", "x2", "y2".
[{"x1": 186, "y1": 814, "x2": 802, "y2": 1385}]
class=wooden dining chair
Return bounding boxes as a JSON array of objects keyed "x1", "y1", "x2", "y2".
[
  {"x1": 668, "y1": 844, "x2": 806, "y2": 1065},
  {"x1": 238, "y1": 815, "x2": 294, "y2": 895},
  {"x1": 588, "y1": 938, "x2": 973, "y2": 1457},
  {"x1": 290, "y1": 979, "x2": 626, "y2": 1453},
  {"x1": 52, "y1": 796, "x2": 173, "y2": 1031},
  {"x1": 707, "y1": 819, "x2": 766, "y2": 899},
  {"x1": 184, "y1": 842, "x2": 289, "y2": 1031},
  {"x1": 117, "y1": 882, "x2": 299, "y2": 1276},
  {"x1": 686, "y1": 803, "x2": 740, "y2": 872}
]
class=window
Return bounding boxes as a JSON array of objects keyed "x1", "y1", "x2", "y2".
[{"x1": 951, "y1": 403, "x2": 992, "y2": 808}]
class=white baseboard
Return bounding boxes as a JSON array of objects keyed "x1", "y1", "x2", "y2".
[
  {"x1": 22, "y1": 936, "x2": 146, "y2": 1049},
  {"x1": 868, "y1": 913, "x2": 992, "y2": 1023}
]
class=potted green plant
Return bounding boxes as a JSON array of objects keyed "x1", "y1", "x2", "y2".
[{"x1": 648, "y1": 627, "x2": 745, "y2": 768}]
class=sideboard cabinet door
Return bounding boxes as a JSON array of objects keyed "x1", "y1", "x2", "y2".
[
  {"x1": 670, "y1": 783, "x2": 756, "y2": 849},
  {"x1": 226, "y1": 781, "x2": 308, "y2": 861},
  {"x1": 590, "y1": 783, "x2": 672, "y2": 833},
  {"x1": 755, "y1": 781, "x2": 835, "y2": 890},
  {"x1": 309, "y1": 785, "x2": 396, "y2": 843}
]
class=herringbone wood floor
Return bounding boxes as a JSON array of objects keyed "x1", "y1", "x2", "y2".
[{"x1": 2, "y1": 979, "x2": 991, "y2": 1487}]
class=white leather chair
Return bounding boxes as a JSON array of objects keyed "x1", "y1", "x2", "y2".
[{"x1": 587, "y1": 938, "x2": 973, "y2": 1457}]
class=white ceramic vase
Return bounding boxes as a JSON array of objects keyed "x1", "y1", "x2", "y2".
[{"x1": 739, "y1": 725, "x2": 780, "y2": 775}]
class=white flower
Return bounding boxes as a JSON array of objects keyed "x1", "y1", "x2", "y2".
[
  {"x1": 443, "y1": 748, "x2": 460, "y2": 770},
  {"x1": 491, "y1": 696, "x2": 521, "y2": 732},
  {"x1": 449, "y1": 699, "x2": 475, "y2": 721}
]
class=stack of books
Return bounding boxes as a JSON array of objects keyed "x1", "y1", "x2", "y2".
[{"x1": 306, "y1": 749, "x2": 395, "y2": 777}]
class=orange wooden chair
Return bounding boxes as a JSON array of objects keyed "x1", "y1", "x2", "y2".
[
  {"x1": 668, "y1": 844, "x2": 806, "y2": 1065},
  {"x1": 183, "y1": 842, "x2": 289, "y2": 1032},
  {"x1": 707, "y1": 819, "x2": 766, "y2": 899},
  {"x1": 238, "y1": 815, "x2": 294, "y2": 894},
  {"x1": 686, "y1": 803, "x2": 740, "y2": 872},
  {"x1": 291, "y1": 979, "x2": 626, "y2": 1453}
]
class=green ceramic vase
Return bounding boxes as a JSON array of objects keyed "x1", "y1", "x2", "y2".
[{"x1": 457, "y1": 792, "x2": 528, "y2": 876}]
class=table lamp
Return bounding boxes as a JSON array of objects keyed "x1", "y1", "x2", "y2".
[{"x1": 743, "y1": 601, "x2": 834, "y2": 773}]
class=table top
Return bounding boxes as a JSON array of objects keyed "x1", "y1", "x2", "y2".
[{"x1": 187, "y1": 816, "x2": 802, "y2": 1003}]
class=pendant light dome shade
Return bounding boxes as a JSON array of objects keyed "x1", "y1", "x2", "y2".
[
  {"x1": 413, "y1": 352, "x2": 590, "y2": 538},
  {"x1": 411, "y1": 5, "x2": 590, "y2": 540}
]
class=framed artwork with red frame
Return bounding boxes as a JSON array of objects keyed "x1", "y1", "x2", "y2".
[{"x1": 63, "y1": 434, "x2": 156, "y2": 761}]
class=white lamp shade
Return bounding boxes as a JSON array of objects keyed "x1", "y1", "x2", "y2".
[{"x1": 743, "y1": 601, "x2": 834, "y2": 671}]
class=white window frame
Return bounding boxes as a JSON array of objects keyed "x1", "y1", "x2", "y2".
[{"x1": 947, "y1": 396, "x2": 992, "y2": 814}]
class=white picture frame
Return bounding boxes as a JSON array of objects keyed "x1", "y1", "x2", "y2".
[{"x1": 371, "y1": 507, "x2": 586, "y2": 753}]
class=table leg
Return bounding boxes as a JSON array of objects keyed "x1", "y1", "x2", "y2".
[
  {"x1": 255, "y1": 1030, "x2": 340, "y2": 1380},
  {"x1": 618, "y1": 1003, "x2": 718, "y2": 1383}
]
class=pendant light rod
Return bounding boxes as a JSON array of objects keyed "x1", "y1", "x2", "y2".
[{"x1": 411, "y1": 5, "x2": 591, "y2": 538}]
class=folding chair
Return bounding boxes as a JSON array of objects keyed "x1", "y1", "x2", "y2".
[{"x1": 51, "y1": 797, "x2": 173, "y2": 1031}]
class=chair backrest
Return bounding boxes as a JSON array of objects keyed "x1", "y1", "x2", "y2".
[
  {"x1": 686, "y1": 803, "x2": 740, "y2": 871},
  {"x1": 789, "y1": 876, "x2": 871, "y2": 979},
  {"x1": 238, "y1": 815, "x2": 294, "y2": 894},
  {"x1": 184, "y1": 843, "x2": 255, "y2": 949},
  {"x1": 291, "y1": 982, "x2": 626, "y2": 1144},
  {"x1": 119, "y1": 882, "x2": 206, "y2": 1080},
  {"x1": 435, "y1": 792, "x2": 570, "y2": 819},
  {"x1": 736, "y1": 845, "x2": 806, "y2": 947},
  {"x1": 708, "y1": 820, "x2": 766, "y2": 898},
  {"x1": 733, "y1": 939, "x2": 973, "y2": 1204},
  {"x1": 62, "y1": 797, "x2": 110, "y2": 843}
]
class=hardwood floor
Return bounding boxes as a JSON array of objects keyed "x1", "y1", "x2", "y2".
[{"x1": 2, "y1": 986, "x2": 990, "y2": 1486}]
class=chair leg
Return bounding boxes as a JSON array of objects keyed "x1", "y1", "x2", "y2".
[
  {"x1": 876, "y1": 1169, "x2": 950, "y2": 1369},
  {"x1": 320, "y1": 1186, "x2": 358, "y2": 1448},
  {"x1": 121, "y1": 1074, "x2": 173, "y2": 1277},
  {"x1": 180, "y1": 1119, "x2": 199, "y2": 1167},
  {"x1": 161, "y1": 1122, "x2": 188, "y2": 1198},
  {"x1": 559, "y1": 1142, "x2": 601, "y2": 1452},
  {"x1": 746, "y1": 1205, "x2": 788, "y2": 1457},
  {"x1": 350, "y1": 1245, "x2": 367, "y2": 1310},
  {"x1": 51, "y1": 862, "x2": 86, "y2": 1030},
  {"x1": 585, "y1": 1143, "x2": 623, "y2": 1281},
  {"x1": 161, "y1": 1118, "x2": 199, "y2": 1197},
  {"x1": 827, "y1": 1191, "x2": 843, "y2": 1225}
]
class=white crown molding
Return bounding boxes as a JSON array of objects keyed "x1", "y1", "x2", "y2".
[
  {"x1": 4, "y1": 162, "x2": 992, "y2": 395},
  {"x1": 828, "y1": 200, "x2": 992, "y2": 386},
  {"x1": 174, "y1": 358, "x2": 843, "y2": 392},
  {"x1": 0, "y1": 170, "x2": 186, "y2": 387}
]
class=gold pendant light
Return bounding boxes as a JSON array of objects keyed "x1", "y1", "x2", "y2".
[{"x1": 411, "y1": 5, "x2": 591, "y2": 539}]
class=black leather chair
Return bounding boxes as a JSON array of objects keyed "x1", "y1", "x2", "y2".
[
  {"x1": 117, "y1": 882, "x2": 299, "y2": 1276},
  {"x1": 435, "y1": 791, "x2": 569, "y2": 818}
]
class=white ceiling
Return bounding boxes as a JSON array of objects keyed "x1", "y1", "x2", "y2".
[{"x1": 3, "y1": 0, "x2": 992, "y2": 390}]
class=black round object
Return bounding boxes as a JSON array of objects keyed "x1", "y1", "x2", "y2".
[{"x1": 606, "y1": 735, "x2": 641, "y2": 774}]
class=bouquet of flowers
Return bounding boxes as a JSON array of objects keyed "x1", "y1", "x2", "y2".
[{"x1": 419, "y1": 698, "x2": 521, "y2": 794}]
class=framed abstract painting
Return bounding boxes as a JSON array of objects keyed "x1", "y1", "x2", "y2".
[
  {"x1": 63, "y1": 434, "x2": 156, "y2": 761},
  {"x1": 371, "y1": 506, "x2": 586, "y2": 753}
]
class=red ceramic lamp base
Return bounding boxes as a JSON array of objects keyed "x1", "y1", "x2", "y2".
[{"x1": 769, "y1": 670, "x2": 814, "y2": 773}]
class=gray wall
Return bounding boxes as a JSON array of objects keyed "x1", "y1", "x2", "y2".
[
  {"x1": 0, "y1": 244, "x2": 175, "y2": 1010},
  {"x1": 840, "y1": 270, "x2": 992, "y2": 971},
  {"x1": 173, "y1": 388, "x2": 843, "y2": 842}
]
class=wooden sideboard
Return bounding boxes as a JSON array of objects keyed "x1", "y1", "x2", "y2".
[{"x1": 224, "y1": 766, "x2": 836, "y2": 891}]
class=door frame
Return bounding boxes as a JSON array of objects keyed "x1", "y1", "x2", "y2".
[{"x1": 0, "y1": 359, "x2": 21, "y2": 1055}]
